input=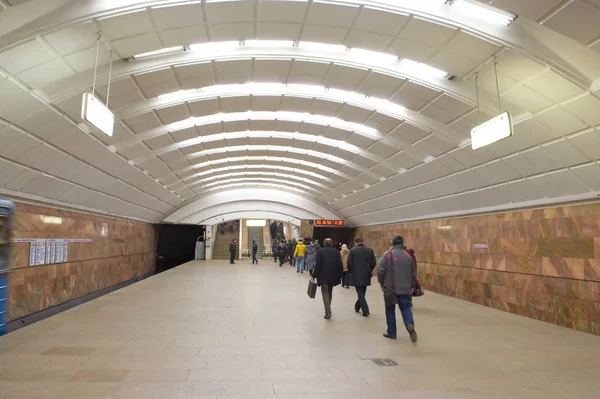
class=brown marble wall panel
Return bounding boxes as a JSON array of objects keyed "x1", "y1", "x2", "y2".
[
  {"x1": 355, "y1": 202, "x2": 600, "y2": 335},
  {"x1": 8, "y1": 202, "x2": 156, "y2": 321}
]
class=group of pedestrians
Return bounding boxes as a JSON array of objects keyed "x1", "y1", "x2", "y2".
[
  {"x1": 230, "y1": 233, "x2": 420, "y2": 342},
  {"x1": 311, "y1": 235, "x2": 419, "y2": 342}
]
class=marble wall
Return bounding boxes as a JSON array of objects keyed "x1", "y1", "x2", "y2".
[
  {"x1": 9, "y1": 203, "x2": 156, "y2": 321},
  {"x1": 355, "y1": 203, "x2": 600, "y2": 335}
]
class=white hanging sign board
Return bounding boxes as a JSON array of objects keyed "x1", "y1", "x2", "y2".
[
  {"x1": 471, "y1": 111, "x2": 513, "y2": 150},
  {"x1": 81, "y1": 93, "x2": 114, "y2": 137}
]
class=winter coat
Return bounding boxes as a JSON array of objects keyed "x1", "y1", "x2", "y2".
[
  {"x1": 252, "y1": 243, "x2": 258, "y2": 254},
  {"x1": 348, "y1": 244, "x2": 376, "y2": 287},
  {"x1": 277, "y1": 243, "x2": 287, "y2": 257},
  {"x1": 313, "y1": 246, "x2": 343, "y2": 287},
  {"x1": 293, "y1": 241, "x2": 306, "y2": 257},
  {"x1": 340, "y1": 248, "x2": 350, "y2": 271},
  {"x1": 305, "y1": 244, "x2": 317, "y2": 270},
  {"x1": 377, "y1": 245, "x2": 416, "y2": 296},
  {"x1": 229, "y1": 241, "x2": 237, "y2": 253},
  {"x1": 313, "y1": 241, "x2": 321, "y2": 251},
  {"x1": 288, "y1": 241, "x2": 297, "y2": 256}
]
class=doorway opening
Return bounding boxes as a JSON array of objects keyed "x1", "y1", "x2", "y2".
[{"x1": 155, "y1": 224, "x2": 205, "y2": 273}]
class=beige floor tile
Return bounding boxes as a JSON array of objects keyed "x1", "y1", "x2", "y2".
[
  {"x1": 1, "y1": 261, "x2": 599, "y2": 398},
  {"x1": 273, "y1": 379, "x2": 373, "y2": 395},
  {"x1": 69, "y1": 369, "x2": 130, "y2": 382},
  {"x1": 43, "y1": 347, "x2": 97, "y2": 356},
  {"x1": 192, "y1": 380, "x2": 275, "y2": 395},
  {"x1": 60, "y1": 381, "x2": 124, "y2": 396},
  {"x1": 188, "y1": 368, "x2": 263, "y2": 381},
  {"x1": 124, "y1": 368, "x2": 190, "y2": 381},
  {"x1": 263, "y1": 368, "x2": 347, "y2": 381},
  {"x1": 116, "y1": 381, "x2": 196, "y2": 396}
]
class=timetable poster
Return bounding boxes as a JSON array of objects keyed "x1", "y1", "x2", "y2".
[
  {"x1": 29, "y1": 241, "x2": 37, "y2": 266},
  {"x1": 63, "y1": 242, "x2": 69, "y2": 263},
  {"x1": 56, "y1": 241, "x2": 64, "y2": 263},
  {"x1": 35, "y1": 240, "x2": 46, "y2": 266},
  {"x1": 50, "y1": 241, "x2": 57, "y2": 264},
  {"x1": 45, "y1": 241, "x2": 52, "y2": 264}
]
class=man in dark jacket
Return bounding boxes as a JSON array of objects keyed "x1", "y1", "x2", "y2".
[
  {"x1": 251, "y1": 240, "x2": 258, "y2": 264},
  {"x1": 377, "y1": 235, "x2": 417, "y2": 342},
  {"x1": 288, "y1": 238, "x2": 297, "y2": 267},
  {"x1": 312, "y1": 238, "x2": 343, "y2": 320},
  {"x1": 348, "y1": 237, "x2": 377, "y2": 317},
  {"x1": 229, "y1": 239, "x2": 237, "y2": 264},
  {"x1": 272, "y1": 239, "x2": 278, "y2": 262}
]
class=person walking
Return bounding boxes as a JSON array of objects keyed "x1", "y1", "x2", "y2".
[
  {"x1": 305, "y1": 239, "x2": 317, "y2": 276},
  {"x1": 377, "y1": 235, "x2": 417, "y2": 342},
  {"x1": 229, "y1": 239, "x2": 237, "y2": 264},
  {"x1": 288, "y1": 238, "x2": 297, "y2": 268},
  {"x1": 272, "y1": 239, "x2": 278, "y2": 263},
  {"x1": 251, "y1": 240, "x2": 258, "y2": 264},
  {"x1": 313, "y1": 239, "x2": 321, "y2": 251},
  {"x1": 293, "y1": 238, "x2": 306, "y2": 273},
  {"x1": 312, "y1": 238, "x2": 343, "y2": 320},
  {"x1": 277, "y1": 240, "x2": 287, "y2": 267},
  {"x1": 340, "y1": 244, "x2": 350, "y2": 289},
  {"x1": 348, "y1": 237, "x2": 377, "y2": 317}
]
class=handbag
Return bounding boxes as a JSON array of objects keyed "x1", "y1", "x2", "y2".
[
  {"x1": 383, "y1": 251, "x2": 398, "y2": 306},
  {"x1": 307, "y1": 278, "x2": 317, "y2": 299},
  {"x1": 413, "y1": 277, "x2": 425, "y2": 297}
]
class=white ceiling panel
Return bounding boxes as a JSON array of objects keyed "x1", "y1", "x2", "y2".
[
  {"x1": 150, "y1": 3, "x2": 205, "y2": 29},
  {"x1": 568, "y1": 129, "x2": 600, "y2": 160},
  {"x1": 99, "y1": 11, "x2": 155, "y2": 40}
]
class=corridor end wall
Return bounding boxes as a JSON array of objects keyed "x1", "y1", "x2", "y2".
[
  {"x1": 9, "y1": 202, "x2": 156, "y2": 321},
  {"x1": 355, "y1": 202, "x2": 600, "y2": 335}
]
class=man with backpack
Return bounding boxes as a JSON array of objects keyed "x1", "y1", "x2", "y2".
[{"x1": 377, "y1": 235, "x2": 417, "y2": 342}]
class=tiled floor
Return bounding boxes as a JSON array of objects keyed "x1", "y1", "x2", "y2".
[{"x1": 0, "y1": 260, "x2": 599, "y2": 398}]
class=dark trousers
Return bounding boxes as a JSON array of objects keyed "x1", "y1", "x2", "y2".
[
  {"x1": 273, "y1": 251, "x2": 277, "y2": 262},
  {"x1": 385, "y1": 295, "x2": 414, "y2": 337},
  {"x1": 229, "y1": 251, "x2": 235, "y2": 264},
  {"x1": 252, "y1": 252, "x2": 258, "y2": 264},
  {"x1": 321, "y1": 284, "x2": 334, "y2": 317},
  {"x1": 278, "y1": 255, "x2": 285, "y2": 266},
  {"x1": 354, "y1": 286, "x2": 369, "y2": 315}
]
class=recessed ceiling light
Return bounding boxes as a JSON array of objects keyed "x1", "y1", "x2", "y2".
[
  {"x1": 132, "y1": 46, "x2": 186, "y2": 60},
  {"x1": 445, "y1": 0, "x2": 517, "y2": 26}
]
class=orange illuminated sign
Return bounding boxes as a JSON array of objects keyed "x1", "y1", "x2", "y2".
[{"x1": 313, "y1": 220, "x2": 344, "y2": 227}]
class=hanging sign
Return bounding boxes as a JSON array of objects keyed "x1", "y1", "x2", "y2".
[{"x1": 471, "y1": 111, "x2": 513, "y2": 150}]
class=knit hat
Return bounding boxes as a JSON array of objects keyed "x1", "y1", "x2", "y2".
[
  {"x1": 342, "y1": 244, "x2": 348, "y2": 249},
  {"x1": 392, "y1": 235, "x2": 404, "y2": 246}
]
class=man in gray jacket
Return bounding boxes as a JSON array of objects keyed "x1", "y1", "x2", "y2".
[{"x1": 377, "y1": 235, "x2": 417, "y2": 342}]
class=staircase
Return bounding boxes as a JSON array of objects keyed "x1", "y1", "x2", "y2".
[
  {"x1": 212, "y1": 230, "x2": 238, "y2": 260},
  {"x1": 247, "y1": 226, "x2": 264, "y2": 259}
]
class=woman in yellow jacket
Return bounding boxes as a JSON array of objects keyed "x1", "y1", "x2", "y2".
[{"x1": 293, "y1": 238, "x2": 307, "y2": 273}]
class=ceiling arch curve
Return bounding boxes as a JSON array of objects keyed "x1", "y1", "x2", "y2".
[
  {"x1": 163, "y1": 188, "x2": 342, "y2": 223},
  {"x1": 4, "y1": 0, "x2": 598, "y2": 89},
  {"x1": 190, "y1": 172, "x2": 337, "y2": 194},
  {"x1": 179, "y1": 200, "x2": 325, "y2": 225},
  {"x1": 170, "y1": 156, "x2": 355, "y2": 185},
  {"x1": 202, "y1": 212, "x2": 302, "y2": 227},
  {"x1": 113, "y1": 111, "x2": 414, "y2": 159},
  {"x1": 131, "y1": 130, "x2": 398, "y2": 173},
  {"x1": 145, "y1": 144, "x2": 383, "y2": 180},
  {"x1": 116, "y1": 83, "x2": 462, "y2": 157},
  {"x1": 183, "y1": 165, "x2": 337, "y2": 186}
]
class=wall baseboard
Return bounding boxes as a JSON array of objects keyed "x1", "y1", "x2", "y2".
[{"x1": 6, "y1": 272, "x2": 155, "y2": 334}]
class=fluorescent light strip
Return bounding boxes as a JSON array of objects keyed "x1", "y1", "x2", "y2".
[
  {"x1": 184, "y1": 165, "x2": 335, "y2": 184},
  {"x1": 132, "y1": 130, "x2": 396, "y2": 173},
  {"x1": 447, "y1": 0, "x2": 516, "y2": 26},
  {"x1": 199, "y1": 177, "x2": 324, "y2": 192},
  {"x1": 157, "y1": 145, "x2": 379, "y2": 178},
  {"x1": 115, "y1": 111, "x2": 379, "y2": 151},
  {"x1": 149, "y1": 40, "x2": 445, "y2": 80},
  {"x1": 200, "y1": 172, "x2": 328, "y2": 189},
  {"x1": 133, "y1": 46, "x2": 186, "y2": 60},
  {"x1": 204, "y1": 182, "x2": 311, "y2": 196},
  {"x1": 400, "y1": 59, "x2": 448, "y2": 80},
  {"x1": 170, "y1": 156, "x2": 354, "y2": 183}
]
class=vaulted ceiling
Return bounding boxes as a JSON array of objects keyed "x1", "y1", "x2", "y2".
[{"x1": 1, "y1": 0, "x2": 600, "y2": 226}]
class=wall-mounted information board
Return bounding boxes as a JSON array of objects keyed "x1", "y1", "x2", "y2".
[{"x1": 13, "y1": 238, "x2": 92, "y2": 267}]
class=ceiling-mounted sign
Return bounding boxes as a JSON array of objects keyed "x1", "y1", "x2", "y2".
[
  {"x1": 81, "y1": 93, "x2": 114, "y2": 137},
  {"x1": 312, "y1": 220, "x2": 345, "y2": 227},
  {"x1": 471, "y1": 111, "x2": 513, "y2": 150}
]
